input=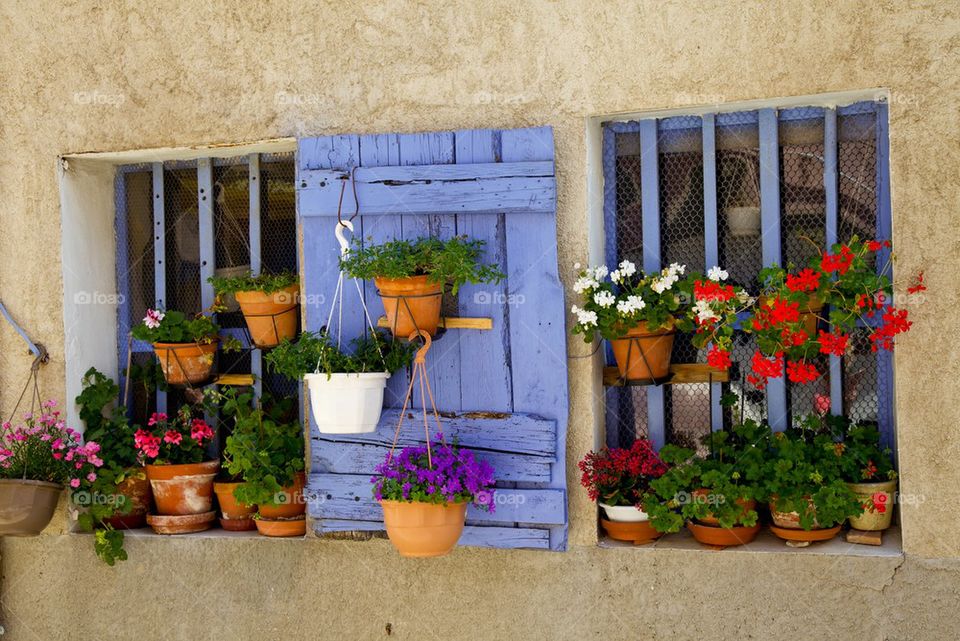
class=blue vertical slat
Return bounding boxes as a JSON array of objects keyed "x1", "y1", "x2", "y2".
[
  {"x1": 758, "y1": 108, "x2": 787, "y2": 430},
  {"x1": 601, "y1": 124, "x2": 624, "y2": 447},
  {"x1": 248, "y1": 153, "x2": 263, "y2": 398},
  {"x1": 875, "y1": 101, "x2": 895, "y2": 450},
  {"x1": 152, "y1": 163, "x2": 167, "y2": 413},
  {"x1": 638, "y1": 119, "x2": 666, "y2": 449},
  {"x1": 701, "y1": 114, "x2": 724, "y2": 432},
  {"x1": 823, "y1": 108, "x2": 843, "y2": 416},
  {"x1": 114, "y1": 169, "x2": 131, "y2": 395},
  {"x1": 197, "y1": 159, "x2": 215, "y2": 311}
]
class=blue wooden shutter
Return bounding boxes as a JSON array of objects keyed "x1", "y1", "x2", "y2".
[{"x1": 296, "y1": 127, "x2": 569, "y2": 551}]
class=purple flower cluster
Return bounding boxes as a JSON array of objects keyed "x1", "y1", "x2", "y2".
[{"x1": 371, "y1": 434, "x2": 496, "y2": 512}]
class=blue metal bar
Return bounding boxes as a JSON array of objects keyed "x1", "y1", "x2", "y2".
[
  {"x1": 824, "y1": 108, "x2": 844, "y2": 416},
  {"x1": 701, "y1": 114, "x2": 724, "y2": 432},
  {"x1": 639, "y1": 119, "x2": 666, "y2": 449},
  {"x1": 197, "y1": 159, "x2": 215, "y2": 311},
  {"x1": 152, "y1": 162, "x2": 167, "y2": 413},
  {"x1": 0, "y1": 300, "x2": 42, "y2": 358},
  {"x1": 248, "y1": 153, "x2": 263, "y2": 398},
  {"x1": 875, "y1": 101, "x2": 895, "y2": 450},
  {"x1": 759, "y1": 109, "x2": 787, "y2": 430},
  {"x1": 114, "y1": 169, "x2": 131, "y2": 373}
]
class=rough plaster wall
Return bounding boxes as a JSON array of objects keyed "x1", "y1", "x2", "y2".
[{"x1": 0, "y1": 0, "x2": 958, "y2": 639}]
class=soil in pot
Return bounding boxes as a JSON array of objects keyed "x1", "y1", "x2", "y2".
[
  {"x1": 600, "y1": 518, "x2": 662, "y2": 545},
  {"x1": 146, "y1": 461, "x2": 219, "y2": 516},
  {"x1": 374, "y1": 275, "x2": 443, "y2": 338},
  {"x1": 153, "y1": 341, "x2": 217, "y2": 386},
  {"x1": 257, "y1": 472, "x2": 306, "y2": 520},
  {"x1": 235, "y1": 284, "x2": 299, "y2": 348},
  {"x1": 255, "y1": 515, "x2": 306, "y2": 537},
  {"x1": 304, "y1": 372, "x2": 389, "y2": 434},
  {"x1": 0, "y1": 479, "x2": 63, "y2": 536},
  {"x1": 147, "y1": 511, "x2": 215, "y2": 535},
  {"x1": 847, "y1": 479, "x2": 897, "y2": 531},
  {"x1": 102, "y1": 471, "x2": 152, "y2": 530},
  {"x1": 687, "y1": 521, "x2": 761, "y2": 547},
  {"x1": 609, "y1": 325, "x2": 675, "y2": 382},
  {"x1": 380, "y1": 499, "x2": 467, "y2": 557},
  {"x1": 213, "y1": 481, "x2": 256, "y2": 521}
]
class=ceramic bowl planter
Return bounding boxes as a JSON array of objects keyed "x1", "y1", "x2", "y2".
[
  {"x1": 380, "y1": 500, "x2": 467, "y2": 557},
  {"x1": 610, "y1": 325, "x2": 675, "y2": 382},
  {"x1": 152, "y1": 341, "x2": 217, "y2": 386},
  {"x1": 257, "y1": 472, "x2": 306, "y2": 521},
  {"x1": 145, "y1": 460, "x2": 219, "y2": 518},
  {"x1": 769, "y1": 502, "x2": 841, "y2": 546},
  {"x1": 724, "y1": 206, "x2": 761, "y2": 237},
  {"x1": 847, "y1": 479, "x2": 897, "y2": 531},
  {"x1": 304, "y1": 372, "x2": 390, "y2": 434},
  {"x1": 234, "y1": 284, "x2": 300, "y2": 349},
  {"x1": 102, "y1": 472, "x2": 153, "y2": 530},
  {"x1": 213, "y1": 481, "x2": 257, "y2": 531},
  {"x1": 599, "y1": 502, "x2": 650, "y2": 523},
  {"x1": 0, "y1": 479, "x2": 63, "y2": 536},
  {"x1": 375, "y1": 275, "x2": 443, "y2": 338}
]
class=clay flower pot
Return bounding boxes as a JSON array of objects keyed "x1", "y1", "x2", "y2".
[
  {"x1": 213, "y1": 481, "x2": 256, "y2": 526},
  {"x1": 234, "y1": 284, "x2": 300, "y2": 348},
  {"x1": 847, "y1": 479, "x2": 897, "y2": 531},
  {"x1": 103, "y1": 470, "x2": 152, "y2": 530},
  {"x1": 153, "y1": 341, "x2": 217, "y2": 386},
  {"x1": 769, "y1": 500, "x2": 841, "y2": 545},
  {"x1": 146, "y1": 460, "x2": 219, "y2": 516},
  {"x1": 0, "y1": 479, "x2": 63, "y2": 536},
  {"x1": 598, "y1": 502, "x2": 649, "y2": 522},
  {"x1": 380, "y1": 499, "x2": 467, "y2": 557},
  {"x1": 610, "y1": 324, "x2": 675, "y2": 382},
  {"x1": 759, "y1": 295, "x2": 822, "y2": 337},
  {"x1": 255, "y1": 515, "x2": 306, "y2": 537},
  {"x1": 687, "y1": 521, "x2": 761, "y2": 547},
  {"x1": 257, "y1": 472, "x2": 306, "y2": 520},
  {"x1": 691, "y1": 490, "x2": 756, "y2": 527},
  {"x1": 375, "y1": 275, "x2": 443, "y2": 338},
  {"x1": 600, "y1": 518, "x2": 662, "y2": 545},
  {"x1": 147, "y1": 511, "x2": 216, "y2": 535}
]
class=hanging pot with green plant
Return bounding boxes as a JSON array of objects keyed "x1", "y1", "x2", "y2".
[
  {"x1": 209, "y1": 271, "x2": 300, "y2": 349},
  {"x1": 132, "y1": 310, "x2": 221, "y2": 386}
]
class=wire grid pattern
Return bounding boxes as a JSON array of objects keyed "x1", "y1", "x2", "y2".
[{"x1": 602, "y1": 104, "x2": 886, "y2": 448}]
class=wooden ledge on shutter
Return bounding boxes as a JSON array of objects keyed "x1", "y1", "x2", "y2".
[
  {"x1": 213, "y1": 373, "x2": 256, "y2": 386},
  {"x1": 603, "y1": 363, "x2": 729, "y2": 387},
  {"x1": 376, "y1": 316, "x2": 492, "y2": 330}
]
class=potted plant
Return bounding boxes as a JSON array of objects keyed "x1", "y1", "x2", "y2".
[
  {"x1": 219, "y1": 389, "x2": 306, "y2": 537},
  {"x1": 132, "y1": 309, "x2": 220, "y2": 386},
  {"x1": 646, "y1": 420, "x2": 771, "y2": 547},
  {"x1": 209, "y1": 271, "x2": 300, "y2": 348},
  {"x1": 135, "y1": 406, "x2": 219, "y2": 534},
  {"x1": 372, "y1": 434, "x2": 495, "y2": 557},
  {"x1": 838, "y1": 421, "x2": 898, "y2": 532},
  {"x1": 720, "y1": 151, "x2": 761, "y2": 236},
  {"x1": 763, "y1": 413, "x2": 863, "y2": 545},
  {"x1": 0, "y1": 400, "x2": 103, "y2": 536},
  {"x1": 577, "y1": 439, "x2": 667, "y2": 544},
  {"x1": 340, "y1": 236, "x2": 504, "y2": 338},
  {"x1": 676, "y1": 266, "x2": 753, "y2": 372},
  {"x1": 266, "y1": 330, "x2": 413, "y2": 434}
]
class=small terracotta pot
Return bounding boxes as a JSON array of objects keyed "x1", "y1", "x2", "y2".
[
  {"x1": 255, "y1": 516, "x2": 306, "y2": 537},
  {"x1": 213, "y1": 481, "x2": 256, "y2": 521},
  {"x1": 102, "y1": 470, "x2": 152, "y2": 530},
  {"x1": 153, "y1": 341, "x2": 217, "y2": 386},
  {"x1": 609, "y1": 324, "x2": 675, "y2": 382},
  {"x1": 257, "y1": 472, "x2": 306, "y2": 520},
  {"x1": 770, "y1": 524, "x2": 841, "y2": 544},
  {"x1": 147, "y1": 511, "x2": 215, "y2": 535},
  {"x1": 759, "y1": 295, "x2": 822, "y2": 337},
  {"x1": 220, "y1": 517, "x2": 256, "y2": 531},
  {"x1": 847, "y1": 479, "x2": 897, "y2": 531},
  {"x1": 600, "y1": 518, "x2": 662, "y2": 545},
  {"x1": 235, "y1": 285, "x2": 300, "y2": 348},
  {"x1": 769, "y1": 500, "x2": 821, "y2": 530},
  {"x1": 146, "y1": 461, "x2": 219, "y2": 516},
  {"x1": 380, "y1": 499, "x2": 467, "y2": 557},
  {"x1": 691, "y1": 490, "x2": 756, "y2": 527},
  {"x1": 687, "y1": 521, "x2": 761, "y2": 547},
  {"x1": 375, "y1": 275, "x2": 443, "y2": 338},
  {"x1": 0, "y1": 479, "x2": 63, "y2": 536}
]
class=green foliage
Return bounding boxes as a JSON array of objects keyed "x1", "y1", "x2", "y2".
[
  {"x1": 131, "y1": 310, "x2": 219, "y2": 344},
  {"x1": 208, "y1": 270, "x2": 298, "y2": 295},
  {"x1": 265, "y1": 330, "x2": 414, "y2": 380},
  {"x1": 838, "y1": 423, "x2": 897, "y2": 483},
  {"x1": 217, "y1": 388, "x2": 304, "y2": 507},
  {"x1": 339, "y1": 236, "x2": 504, "y2": 295}
]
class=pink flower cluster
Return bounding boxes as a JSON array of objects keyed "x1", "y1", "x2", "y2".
[{"x1": 134, "y1": 411, "x2": 215, "y2": 465}]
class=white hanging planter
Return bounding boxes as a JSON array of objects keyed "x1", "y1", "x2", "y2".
[
  {"x1": 724, "y1": 206, "x2": 761, "y2": 237},
  {"x1": 305, "y1": 372, "x2": 390, "y2": 434}
]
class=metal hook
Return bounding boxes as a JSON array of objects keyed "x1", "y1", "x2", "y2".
[{"x1": 334, "y1": 219, "x2": 355, "y2": 256}]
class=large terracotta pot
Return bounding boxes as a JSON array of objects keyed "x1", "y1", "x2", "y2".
[
  {"x1": 769, "y1": 499, "x2": 841, "y2": 544},
  {"x1": 600, "y1": 518, "x2": 662, "y2": 545},
  {"x1": 847, "y1": 479, "x2": 897, "y2": 531},
  {"x1": 687, "y1": 521, "x2": 761, "y2": 547},
  {"x1": 257, "y1": 472, "x2": 306, "y2": 520},
  {"x1": 380, "y1": 500, "x2": 467, "y2": 557},
  {"x1": 0, "y1": 479, "x2": 62, "y2": 536},
  {"x1": 691, "y1": 490, "x2": 756, "y2": 527},
  {"x1": 375, "y1": 275, "x2": 443, "y2": 338},
  {"x1": 610, "y1": 324, "x2": 675, "y2": 382},
  {"x1": 255, "y1": 516, "x2": 306, "y2": 537},
  {"x1": 234, "y1": 284, "x2": 300, "y2": 348},
  {"x1": 146, "y1": 461, "x2": 219, "y2": 516},
  {"x1": 102, "y1": 470, "x2": 152, "y2": 530},
  {"x1": 153, "y1": 341, "x2": 217, "y2": 386}
]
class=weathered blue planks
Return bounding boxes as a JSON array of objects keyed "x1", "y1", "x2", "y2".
[{"x1": 311, "y1": 521, "x2": 551, "y2": 550}]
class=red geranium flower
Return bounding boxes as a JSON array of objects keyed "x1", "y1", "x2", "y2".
[
  {"x1": 786, "y1": 359, "x2": 819, "y2": 384},
  {"x1": 818, "y1": 329, "x2": 849, "y2": 357},
  {"x1": 706, "y1": 345, "x2": 732, "y2": 370},
  {"x1": 786, "y1": 268, "x2": 821, "y2": 293}
]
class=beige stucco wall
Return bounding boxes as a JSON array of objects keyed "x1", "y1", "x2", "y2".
[{"x1": 0, "y1": 0, "x2": 958, "y2": 639}]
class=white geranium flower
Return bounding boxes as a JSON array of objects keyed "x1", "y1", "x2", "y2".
[
  {"x1": 573, "y1": 275, "x2": 599, "y2": 293},
  {"x1": 668, "y1": 263, "x2": 686, "y2": 276},
  {"x1": 610, "y1": 270, "x2": 623, "y2": 283},
  {"x1": 592, "y1": 265, "x2": 609, "y2": 280},
  {"x1": 573, "y1": 262, "x2": 582, "y2": 269},
  {"x1": 617, "y1": 295, "x2": 647, "y2": 315},
  {"x1": 593, "y1": 291, "x2": 616, "y2": 308},
  {"x1": 737, "y1": 290, "x2": 754, "y2": 305},
  {"x1": 707, "y1": 266, "x2": 729, "y2": 282},
  {"x1": 694, "y1": 299, "x2": 719, "y2": 323},
  {"x1": 618, "y1": 260, "x2": 637, "y2": 278},
  {"x1": 574, "y1": 308, "x2": 598, "y2": 327}
]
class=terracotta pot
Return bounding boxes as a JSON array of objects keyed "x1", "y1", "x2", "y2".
[
  {"x1": 257, "y1": 472, "x2": 306, "y2": 520},
  {"x1": 220, "y1": 516, "x2": 257, "y2": 531},
  {"x1": 234, "y1": 285, "x2": 300, "y2": 348},
  {"x1": 769, "y1": 500, "x2": 822, "y2": 530},
  {"x1": 153, "y1": 341, "x2": 217, "y2": 386},
  {"x1": 255, "y1": 516, "x2": 306, "y2": 537},
  {"x1": 691, "y1": 490, "x2": 756, "y2": 527},
  {"x1": 600, "y1": 518, "x2": 662, "y2": 545},
  {"x1": 609, "y1": 324, "x2": 675, "y2": 382},
  {"x1": 759, "y1": 295, "x2": 822, "y2": 337},
  {"x1": 147, "y1": 511, "x2": 215, "y2": 535},
  {"x1": 847, "y1": 479, "x2": 897, "y2": 531},
  {"x1": 375, "y1": 275, "x2": 443, "y2": 338},
  {"x1": 380, "y1": 499, "x2": 467, "y2": 557},
  {"x1": 687, "y1": 521, "x2": 761, "y2": 547},
  {"x1": 0, "y1": 479, "x2": 63, "y2": 536},
  {"x1": 770, "y1": 524, "x2": 841, "y2": 545},
  {"x1": 102, "y1": 470, "x2": 152, "y2": 530},
  {"x1": 146, "y1": 461, "x2": 219, "y2": 516},
  {"x1": 213, "y1": 481, "x2": 256, "y2": 521}
]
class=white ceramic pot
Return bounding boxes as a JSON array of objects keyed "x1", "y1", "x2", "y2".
[
  {"x1": 724, "y1": 206, "x2": 761, "y2": 237},
  {"x1": 304, "y1": 372, "x2": 390, "y2": 434},
  {"x1": 599, "y1": 502, "x2": 649, "y2": 522}
]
